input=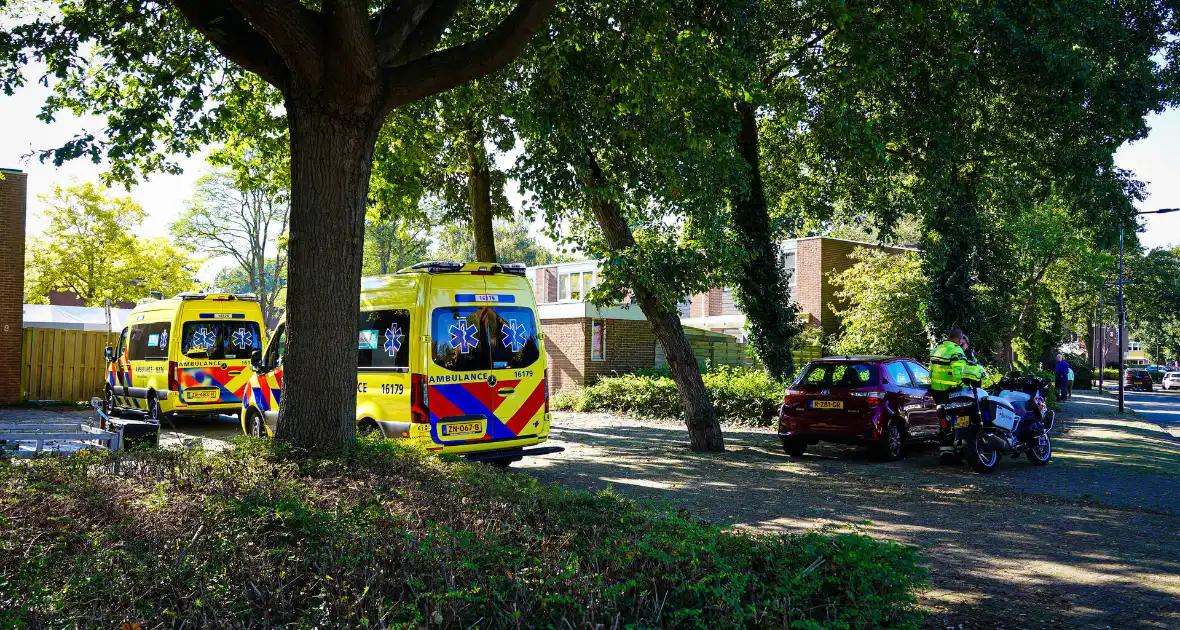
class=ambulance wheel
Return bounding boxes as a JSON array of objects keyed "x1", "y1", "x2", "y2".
[
  {"x1": 248, "y1": 411, "x2": 266, "y2": 438},
  {"x1": 103, "y1": 387, "x2": 116, "y2": 416},
  {"x1": 146, "y1": 393, "x2": 162, "y2": 423}
]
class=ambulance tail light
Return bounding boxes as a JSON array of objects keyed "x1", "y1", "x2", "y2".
[
  {"x1": 410, "y1": 373, "x2": 430, "y2": 424},
  {"x1": 168, "y1": 360, "x2": 180, "y2": 392}
]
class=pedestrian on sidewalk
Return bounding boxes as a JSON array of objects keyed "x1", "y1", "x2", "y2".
[
  {"x1": 1066, "y1": 366, "x2": 1075, "y2": 400},
  {"x1": 1054, "y1": 354, "x2": 1070, "y2": 401}
]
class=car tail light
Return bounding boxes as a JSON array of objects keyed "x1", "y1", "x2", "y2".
[
  {"x1": 544, "y1": 368, "x2": 550, "y2": 414},
  {"x1": 411, "y1": 373, "x2": 430, "y2": 424},
  {"x1": 783, "y1": 388, "x2": 805, "y2": 404},
  {"x1": 851, "y1": 390, "x2": 887, "y2": 406},
  {"x1": 168, "y1": 360, "x2": 179, "y2": 392}
]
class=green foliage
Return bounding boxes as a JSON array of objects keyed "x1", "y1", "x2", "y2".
[
  {"x1": 171, "y1": 163, "x2": 289, "y2": 322},
  {"x1": 25, "y1": 182, "x2": 199, "y2": 305},
  {"x1": 432, "y1": 218, "x2": 570, "y2": 266},
  {"x1": 1062, "y1": 353, "x2": 1093, "y2": 391},
  {"x1": 0, "y1": 440, "x2": 925, "y2": 628},
  {"x1": 829, "y1": 249, "x2": 930, "y2": 360},
  {"x1": 555, "y1": 367, "x2": 785, "y2": 427}
]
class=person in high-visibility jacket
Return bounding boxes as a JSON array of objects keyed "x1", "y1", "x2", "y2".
[
  {"x1": 960, "y1": 336, "x2": 986, "y2": 387},
  {"x1": 930, "y1": 327, "x2": 969, "y2": 463}
]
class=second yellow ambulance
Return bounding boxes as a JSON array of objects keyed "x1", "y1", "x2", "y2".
[{"x1": 242, "y1": 261, "x2": 559, "y2": 466}]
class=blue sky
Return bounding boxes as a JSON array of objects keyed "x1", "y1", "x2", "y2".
[{"x1": 2, "y1": 77, "x2": 1179, "y2": 281}]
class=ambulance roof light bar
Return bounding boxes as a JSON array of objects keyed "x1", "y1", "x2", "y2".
[
  {"x1": 174, "y1": 291, "x2": 260, "y2": 301},
  {"x1": 407, "y1": 260, "x2": 464, "y2": 274}
]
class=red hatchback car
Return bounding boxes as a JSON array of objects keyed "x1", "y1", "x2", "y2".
[{"x1": 778, "y1": 356, "x2": 940, "y2": 461}]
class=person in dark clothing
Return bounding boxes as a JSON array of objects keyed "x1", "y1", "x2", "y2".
[{"x1": 1054, "y1": 354, "x2": 1070, "y2": 401}]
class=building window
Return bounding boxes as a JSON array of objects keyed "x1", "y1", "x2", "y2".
[
  {"x1": 780, "y1": 251, "x2": 796, "y2": 287},
  {"x1": 591, "y1": 319, "x2": 605, "y2": 360},
  {"x1": 1128, "y1": 341, "x2": 1142, "y2": 352},
  {"x1": 560, "y1": 271, "x2": 597, "y2": 301}
]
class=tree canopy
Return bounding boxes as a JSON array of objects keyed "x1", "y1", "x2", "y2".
[{"x1": 25, "y1": 182, "x2": 199, "y2": 305}]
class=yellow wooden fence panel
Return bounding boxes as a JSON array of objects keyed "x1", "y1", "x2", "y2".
[{"x1": 20, "y1": 328, "x2": 117, "y2": 402}]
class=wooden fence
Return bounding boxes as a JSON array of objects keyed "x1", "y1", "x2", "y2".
[
  {"x1": 20, "y1": 328, "x2": 116, "y2": 402},
  {"x1": 655, "y1": 327, "x2": 756, "y2": 370}
]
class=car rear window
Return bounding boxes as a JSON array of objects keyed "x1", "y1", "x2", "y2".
[
  {"x1": 430, "y1": 305, "x2": 540, "y2": 372},
  {"x1": 796, "y1": 363, "x2": 878, "y2": 387},
  {"x1": 181, "y1": 321, "x2": 262, "y2": 360}
]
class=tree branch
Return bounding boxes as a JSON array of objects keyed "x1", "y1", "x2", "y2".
[
  {"x1": 172, "y1": 0, "x2": 288, "y2": 87},
  {"x1": 382, "y1": 0, "x2": 555, "y2": 112},
  {"x1": 762, "y1": 26, "x2": 837, "y2": 88},
  {"x1": 324, "y1": 0, "x2": 379, "y2": 82},
  {"x1": 381, "y1": 0, "x2": 461, "y2": 67},
  {"x1": 225, "y1": 0, "x2": 326, "y2": 85}
]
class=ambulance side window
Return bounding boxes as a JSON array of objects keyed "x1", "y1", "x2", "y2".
[
  {"x1": 128, "y1": 325, "x2": 149, "y2": 361},
  {"x1": 140, "y1": 322, "x2": 172, "y2": 361},
  {"x1": 266, "y1": 325, "x2": 286, "y2": 370},
  {"x1": 358, "y1": 309, "x2": 410, "y2": 370},
  {"x1": 116, "y1": 328, "x2": 129, "y2": 360}
]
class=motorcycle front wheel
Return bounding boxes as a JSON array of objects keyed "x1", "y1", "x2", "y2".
[
  {"x1": 1026, "y1": 430, "x2": 1052, "y2": 466},
  {"x1": 964, "y1": 428, "x2": 1000, "y2": 474}
]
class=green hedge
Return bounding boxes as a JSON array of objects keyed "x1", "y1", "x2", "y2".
[
  {"x1": 553, "y1": 366, "x2": 784, "y2": 426},
  {"x1": 0, "y1": 439, "x2": 925, "y2": 629}
]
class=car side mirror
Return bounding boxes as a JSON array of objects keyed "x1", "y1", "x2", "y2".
[
  {"x1": 251, "y1": 350, "x2": 264, "y2": 373},
  {"x1": 104, "y1": 346, "x2": 114, "y2": 362}
]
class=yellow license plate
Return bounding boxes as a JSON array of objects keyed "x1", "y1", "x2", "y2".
[
  {"x1": 955, "y1": 416, "x2": 970, "y2": 428},
  {"x1": 811, "y1": 400, "x2": 843, "y2": 409},
  {"x1": 183, "y1": 388, "x2": 220, "y2": 403},
  {"x1": 440, "y1": 421, "x2": 485, "y2": 438}
]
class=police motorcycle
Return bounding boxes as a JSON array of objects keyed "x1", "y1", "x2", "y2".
[{"x1": 937, "y1": 369, "x2": 1053, "y2": 473}]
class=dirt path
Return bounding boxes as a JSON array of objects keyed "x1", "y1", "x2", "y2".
[{"x1": 518, "y1": 397, "x2": 1180, "y2": 629}]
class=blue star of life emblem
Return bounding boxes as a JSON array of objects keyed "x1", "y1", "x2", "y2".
[
  {"x1": 191, "y1": 327, "x2": 216, "y2": 349},
  {"x1": 449, "y1": 320, "x2": 480, "y2": 354},
  {"x1": 231, "y1": 327, "x2": 253, "y2": 349},
  {"x1": 384, "y1": 323, "x2": 404, "y2": 357},
  {"x1": 158, "y1": 329, "x2": 168, "y2": 348},
  {"x1": 502, "y1": 319, "x2": 529, "y2": 353}
]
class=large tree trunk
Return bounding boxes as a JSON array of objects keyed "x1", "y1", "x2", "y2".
[
  {"x1": 274, "y1": 101, "x2": 381, "y2": 452},
  {"x1": 730, "y1": 101, "x2": 799, "y2": 379},
  {"x1": 465, "y1": 121, "x2": 497, "y2": 262},
  {"x1": 580, "y1": 156, "x2": 723, "y2": 452}
]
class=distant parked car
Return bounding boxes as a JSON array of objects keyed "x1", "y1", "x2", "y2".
[
  {"x1": 778, "y1": 356, "x2": 940, "y2": 461},
  {"x1": 1162, "y1": 371, "x2": 1180, "y2": 391},
  {"x1": 1124, "y1": 369, "x2": 1153, "y2": 392}
]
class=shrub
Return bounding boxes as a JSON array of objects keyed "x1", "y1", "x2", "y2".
[
  {"x1": 559, "y1": 367, "x2": 784, "y2": 426},
  {"x1": 0, "y1": 440, "x2": 926, "y2": 629}
]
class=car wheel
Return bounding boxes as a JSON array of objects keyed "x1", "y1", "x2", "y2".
[
  {"x1": 103, "y1": 387, "x2": 116, "y2": 416},
  {"x1": 873, "y1": 421, "x2": 904, "y2": 462},
  {"x1": 782, "y1": 437, "x2": 807, "y2": 458},
  {"x1": 146, "y1": 393, "x2": 162, "y2": 423},
  {"x1": 249, "y1": 411, "x2": 266, "y2": 438}
]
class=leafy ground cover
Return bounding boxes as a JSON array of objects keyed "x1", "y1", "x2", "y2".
[
  {"x1": 554, "y1": 366, "x2": 784, "y2": 427},
  {"x1": 0, "y1": 438, "x2": 924, "y2": 629}
]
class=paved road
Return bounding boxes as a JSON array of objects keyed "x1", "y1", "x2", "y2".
[{"x1": 1097, "y1": 386, "x2": 1180, "y2": 440}]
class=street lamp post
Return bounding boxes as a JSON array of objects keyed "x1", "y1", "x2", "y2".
[{"x1": 1117, "y1": 207, "x2": 1180, "y2": 413}]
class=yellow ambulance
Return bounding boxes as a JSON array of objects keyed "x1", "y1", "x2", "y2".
[
  {"x1": 104, "y1": 292, "x2": 266, "y2": 421},
  {"x1": 241, "y1": 261, "x2": 560, "y2": 466}
]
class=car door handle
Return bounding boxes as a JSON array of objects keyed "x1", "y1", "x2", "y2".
[{"x1": 497, "y1": 388, "x2": 515, "y2": 396}]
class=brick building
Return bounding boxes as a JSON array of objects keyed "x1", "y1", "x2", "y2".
[
  {"x1": 528, "y1": 261, "x2": 657, "y2": 392},
  {"x1": 0, "y1": 169, "x2": 27, "y2": 403},
  {"x1": 682, "y1": 236, "x2": 914, "y2": 338}
]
